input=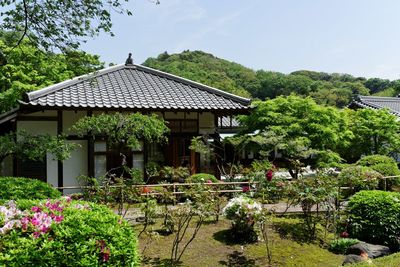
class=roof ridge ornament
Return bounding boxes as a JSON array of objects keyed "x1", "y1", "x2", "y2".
[{"x1": 125, "y1": 53, "x2": 133, "y2": 65}]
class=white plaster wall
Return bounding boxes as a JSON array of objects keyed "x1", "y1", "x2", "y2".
[
  {"x1": 199, "y1": 112, "x2": 215, "y2": 135},
  {"x1": 62, "y1": 111, "x2": 87, "y2": 134},
  {"x1": 17, "y1": 121, "x2": 58, "y2": 186},
  {"x1": 63, "y1": 140, "x2": 88, "y2": 194},
  {"x1": 165, "y1": 112, "x2": 184, "y2": 119}
]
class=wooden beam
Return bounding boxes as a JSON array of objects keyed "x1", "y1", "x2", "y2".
[{"x1": 18, "y1": 116, "x2": 58, "y2": 121}]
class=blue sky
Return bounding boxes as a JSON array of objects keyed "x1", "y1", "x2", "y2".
[{"x1": 81, "y1": 0, "x2": 400, "y2": 79}]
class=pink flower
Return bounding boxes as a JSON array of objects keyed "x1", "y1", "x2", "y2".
[
  {"x1": 31, "y1": 206, "x2": 42, "y2": 213},
  {"x1": 31, "y1": 217, "x2": 40, "y2": 226},
  {"x1": 207, "y1": 180, "x2": 212, "y2": 184},
  {"x1": 40, "y1": 226, "x2": 50, "y2": 233},
  {"x1": 33, "y1": 232, "x2": 41, "y2": 238},
  {"x1": 102, "y1": 247, "x2": 110, "y2": 262},
  {"x1": 63, "y1": 196, "x2": 72, "y2": 203},
  {"x1": 54, "y1": 215, "x2": 64, "y2": 223},
  {"x1": 21, "y1": 217, "x2": 30, "y2": 230}
]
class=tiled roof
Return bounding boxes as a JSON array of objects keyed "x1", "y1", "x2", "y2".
[
  {"x1": 21, "y1": 64, "x2": 250, "y2": 111},
  {"x1": 218, "y1": 116, "x2": 240, "y2": 128},
  {"x1": 350, "y1": 95, "x2": 400, "y2": 116}
]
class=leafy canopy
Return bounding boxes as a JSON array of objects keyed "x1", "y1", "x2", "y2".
[
  {"x1": 0, "y1": 0, "x2": 135, "y2": 52},
  {"x1": 344, "y1": 108, "x2": 400, "y2": 161},
  {"x1": 239, "y1": 95, "x2": 353, "y2": 177},
  {"x1": 0, "y1": 131, "x2": 77, "y2": 173},
  {"x1": 72, "y1": 112, "x2": 170, "y2": 149},
  {"x1": 0, "y1": 34, "x2": 104, "y2": 112}
]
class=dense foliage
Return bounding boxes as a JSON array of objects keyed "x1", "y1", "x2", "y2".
[
  {"x1": 0, "y1": 198, "x2": 139, "y2": 266},
  {"x1": 239, "y1": 95, "x2": 351, "y2": 177},
  {"x1": 338, "y1": 166, "x2": 381, "y2": 195},
  {"x1": 144, "y1": 50, "x2": 400, "y2": 107},
  {"x1": 0, "y1": 1, "x2": 134, "y2": 52},
  {"x1": 0, "y1": 34, "x2": 103, "y2": 112},
  {"x1": 73, "y1": 112, "x2": 169, "y2": 150},
  {"x1": 186, "y1": 173, "x2": 218, "y2": 183},
  {"x1": 328, "y1": 238, "x2": 359, "y2": 254},
  {"x1": 356, "y1": 155, "x2": 400, "y2": 189},
  {"x1": 0, "y1": 177, "x2": 60, "y2": 201},
  {"x1": 347, "y1": 191, "x2": 400, "y2": 250},
  {"x1": 0, "y1": 131, "x2": 77, "y2": 173},
  {"x1": 344, "y1": 109, "x2": 400, "y2": 161}
]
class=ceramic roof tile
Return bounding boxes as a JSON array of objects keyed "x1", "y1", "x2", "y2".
[
  {"x1": 22, "y1": 64, "x2": 250, "y2": 111},
  {"x1": 350, "y1": 95, "x2": 400, "y2": 116}
]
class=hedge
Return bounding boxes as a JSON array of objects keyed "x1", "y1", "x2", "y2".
[
  {"x1": 356, "y1": 155, "x2": 400, "y2": 189},
  {"x1": 186, "y1": 173, "x2": 219, "y2": 183},
  {"x1": 347, "y1": 190, "x2": 400, "y2": 250},
  {"x1": 0, "y1": 177, "x2": 61, "y2": 201},
  {"x1": 0, "y1": 198, "x2": 139, "y2": 266}
]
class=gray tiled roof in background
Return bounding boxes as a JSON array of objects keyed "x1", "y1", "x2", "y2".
[
  {"x1": 350, "y1": 95, "x2": 400, "y2": 116},
  {"x1": 218, "y1": 116, "x2": 240, "y2": 128},
  {"x1": 22, "y1": 64, "x2": 250, "y2": 111}
]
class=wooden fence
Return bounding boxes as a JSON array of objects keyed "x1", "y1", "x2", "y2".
[
  {"x1": 56, "y1": 181, "x2": 258, "y2": 196},
  {"x1": 56, "y1": 175, "x2": 400, "y2": 195}
]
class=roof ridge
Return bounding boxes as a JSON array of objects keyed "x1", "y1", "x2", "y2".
[
  {"x1": 359, "y1": 95, "x2": 400, "y2": 100},
  {"x1": 134, "y1": 64, "x2": 251, "y2": 105},
  {"x1": 24, "y1": 64, "x2": 128, "y2": 102}
]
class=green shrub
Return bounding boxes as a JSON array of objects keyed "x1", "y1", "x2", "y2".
[
  {"x1": 356, "y1": 155, "x2": 400, "y2": 190},
  {"x1": 347, "y1": 190, "x2": 400, "y2": 250},
  {"x1": 328, "y1": 238, "x2": 359, "y2": 254},
  {"x1": 186, "y1": 173, "x2": 218, "y2": 183},
  {"x1": 338, "y1": 166, "x2": 381, "y2": 196},
  {"x1": 0, "y1": 198, "x2": 139, "y2": 266},
  {"x1": 0, "y1": 177, "x2": 61, "y2": 201}
]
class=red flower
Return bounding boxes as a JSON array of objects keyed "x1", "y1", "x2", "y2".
[
  {"x1": 265, "y1": 170, "x2": 273, "y2": 181},
  {"x1": 340, "y1": 231, "x2": 349, "y2": 238},
  {"x1": 242, "y1": 186, "x2": 250, "y2": 193},
  {"x1": 142, "y1": 187, "x2": 151, "y2": 194}
]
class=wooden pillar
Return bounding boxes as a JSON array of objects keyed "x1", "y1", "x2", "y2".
[
  {"x1": 213, "y1": 113, "x2": 221, "y2": 180},
  {"x1": 87, "y1": 110, "x2": 94, "y2": 177},
  {"x1": 57, "y1": 110, "x2": 63, "y2": 192}
]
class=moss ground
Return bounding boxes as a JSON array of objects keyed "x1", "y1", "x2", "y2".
[{"x1": 136, "y1": 217, "x2": 344, "y2": 267}]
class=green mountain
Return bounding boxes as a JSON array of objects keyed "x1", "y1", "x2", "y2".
[{"x1": 143, "y1": 50, "x2": 400, "y2": 107}]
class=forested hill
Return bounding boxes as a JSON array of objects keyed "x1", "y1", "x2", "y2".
[{"x1": 143, "y1": 50, "x2": 400, "y2": 107}]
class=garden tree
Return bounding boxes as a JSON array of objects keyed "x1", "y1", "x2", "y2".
[
  {"x1": 0, "y1": 131, "x2": 77, "y2": 173},
  {"x1": 0, "y1": 34, "x2": 104, "y2": 112},
  {"x1": 239, "y1": 95, "x2": 353, "y2": 178},
  {"x1": 0, "y1": 0, "x2": 146, "y2": 55},
  {"x1": 356, "y1": 154, "x2": 400, "y2": 190},
  {"x1": 343, "y1": 108, "x2": 400, "y2": 162},
  {"x1": 73, "y1": 113, "x2": 169, "y2": 151}
]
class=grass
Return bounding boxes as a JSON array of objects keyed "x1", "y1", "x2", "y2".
[
  {"x1": 351, "y1": 253, "x2": 400, "y2": 267},
  {"x1": 136, "y1": 217, "x2": 344, "y2": 266}
]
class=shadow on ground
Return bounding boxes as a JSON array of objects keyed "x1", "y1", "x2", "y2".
[
  {"x1": 218, "y1": 251, "x2": 257, "y2": 267},
  {"x1": 141, "y1": 256, "x2": 182, "y2": 267}
]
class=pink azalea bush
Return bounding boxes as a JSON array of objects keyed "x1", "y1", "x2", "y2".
[{"x1": 0, "y1": 197, "x2": 139, "y2": 266}]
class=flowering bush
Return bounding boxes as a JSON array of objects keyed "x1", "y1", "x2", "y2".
[
  {"x1": 223, "y1": 195, "x2": 262, "y2": 242},
  {"x1": 0, "y1": 197, "x2": 139, "y2": 266}
]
